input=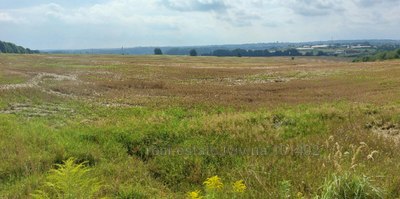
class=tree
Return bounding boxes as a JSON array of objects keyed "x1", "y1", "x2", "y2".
[
  {"x1": 304, "y1": 52, "x2": 313, "y2": 56},
  {"x1": 212, "y1": 49, "x2": 232, "y2": 56},
  {"x1": 316, "y1": 51, "x2": 326, "y2": 56},
  {"x1": 189, "y1": 49, "x2": 197, "y2": 56},
  {"x1": 0, "y1": 40, "x2": 39, "y2": 54},
  {"x1": 154, "y1": 48, "x2": 163, "y2": 55}
]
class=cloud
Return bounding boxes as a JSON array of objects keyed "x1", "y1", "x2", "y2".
[
  {"x1": 353, "y1": 0, "x2": 400, "y2": 7},
  {"x1": 0, "y1": 12, "x2": 17, "y2": 22},
  {"x1": 283, "y1": 0, "x2": 345, "y2": 16},
  {"x1": 160, "y1": 0, "x2": 229, "y2": 12},
  {"x1": 216, "y1": 10, "x2": 261, "y2": 27}
]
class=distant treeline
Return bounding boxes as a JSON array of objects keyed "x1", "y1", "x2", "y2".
[
  {"x1": 205, "y1": 48, "x2": 327, "y2": 57},
  {"x1": 353, "y1": 48, "x2": 400, "y2": 62},
  {"x1": 0, "y1": 41, "x2": 39, "y2": 54}
]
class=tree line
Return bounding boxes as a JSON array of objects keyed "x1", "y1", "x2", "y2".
[
  {"x1": 0, "y1": 41, "x2": 40, "y2": 54},
  {"x1": 353, "y1": 48, "x2": 400, "y2": 62},
  {"x1": 210, "y1": 48, "x2": 303, "y2": 57},
  {"x1": 154, "y1": 47, "x2": 328, "y2": 57}
]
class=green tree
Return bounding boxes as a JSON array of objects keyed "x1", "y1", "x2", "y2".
[
  {"x1": 189, "y1": 49, "x2": 197, "y2": 56},
  {"x1": 0, "y1": 40, "x2": 39, "y2": 54},
  {"x1": 154, "y1": 48, "x2": 163, "y2": 55}
]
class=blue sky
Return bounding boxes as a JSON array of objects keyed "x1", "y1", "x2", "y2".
[{"x1": 1, "y1": 0, "x2": 399, "y2": 49}]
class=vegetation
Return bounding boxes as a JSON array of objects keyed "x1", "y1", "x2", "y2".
[
  {"x1": 211, "y1": 48, "x2": 303, "y2": 57},
  {"x1": 190, "y1": 49, "x2": 198, "y2": 56},
  {"x1": 154, "y1": 48, "x2": 163, "y2": 55},
  {"x1": 187, "y1": 175, "x2": 247, "y2": 198},
  {"x1": 1, "y1": 54, "x2": 400, "y2": 198},
  {"x1": 31, "y1": 158, "x2": 103, "y2": 199},
  {"x1": 318, "y1": 173, "x2": 384, "y2": 199},
  {"x1": 0, "y1": 40, "x2": 39, "y2": 54},
  {"x1": 353, "y1": 48, "x2": 400, "y2": 62}
]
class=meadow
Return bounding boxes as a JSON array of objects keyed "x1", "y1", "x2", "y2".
[{"x1": 1, "y1": 54, "x2": 400, "y2": 198}]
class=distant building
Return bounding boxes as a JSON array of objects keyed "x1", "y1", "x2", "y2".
[
  {"x1": 311, "y1": 45, "x2": 330, "y2": 49},
  {"x1": 296, "y1": 47, "x2": 314, "y2": 50},
  {"x1": 334, "y1": 50, "x2": 344, "y2": 54},
  {"x1": 351, "y1": 45, "x2": 372, "y2": 49}
]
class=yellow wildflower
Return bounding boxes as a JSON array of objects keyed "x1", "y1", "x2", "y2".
[
  {"x1": 232, "y1": 180, "x2": 246, "y2": 193},
  {"x1": 187, "y1": 190, "x2": 202, "y2": 199},
  {"x1": 296, "y1": 192, "x2": 304, "y2": 198},
  {"x1": 203, "y1": 175, "x2": 223, "y2": 190}
]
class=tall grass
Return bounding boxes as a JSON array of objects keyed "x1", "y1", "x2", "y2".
[{"x1": 317, "y1": 172, "x2": 384, "y2": 199}]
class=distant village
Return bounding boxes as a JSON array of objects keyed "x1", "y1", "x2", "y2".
[{"x1": 296, "y1": 43, "x2": 374, "y2": 56}]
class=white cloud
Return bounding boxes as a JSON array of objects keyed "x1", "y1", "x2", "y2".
[
  {"x1": 160, "y1": 0, "x2": 229, "y2": 12},
  {"x1": 0, "y1": 11, "x2": 26, "y2": 23}
]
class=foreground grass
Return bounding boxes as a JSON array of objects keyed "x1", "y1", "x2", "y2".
[
  {"x1": 1, "y1": 91, "x2": 400, "y2": 198},
  {"x1": 1, "y1": 55, "x2": 400, "y2": 198}
]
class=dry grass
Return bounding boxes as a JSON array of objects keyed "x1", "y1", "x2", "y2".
[{"x1": 1, "y1": 54, "x2": 399, "y2": 109}]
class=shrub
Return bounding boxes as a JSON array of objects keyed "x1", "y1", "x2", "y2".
[{"x1": 31, "y1": 158, "x2": 103, "y2": 199}]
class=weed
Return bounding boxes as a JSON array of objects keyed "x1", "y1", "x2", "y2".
[{"x1": 31, "y1": 158, "x2": 103, "y2": 199}]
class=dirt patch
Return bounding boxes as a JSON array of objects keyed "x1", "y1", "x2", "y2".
[
  {"x1": 0, "y1": 72, "x2": 81, "y2": 99},
  {"x1": 0, "y1": 103, "x2": 74, "y2": 117},
  {"x1": 367, "y1": 121, "x2": 400, "y2": 142},
  {"x1": 0, "y1": 72, "x2": 78, "y2": 90}
]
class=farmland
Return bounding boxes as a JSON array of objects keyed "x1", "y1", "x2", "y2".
[{"x1": 1, "y1": 54, "x2": 400, "y2": 198}]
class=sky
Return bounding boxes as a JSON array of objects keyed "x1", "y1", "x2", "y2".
[{"x1": 1, "y1": 0, "x2": 400, "y2": 50}]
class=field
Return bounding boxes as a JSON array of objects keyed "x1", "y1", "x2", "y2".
[{"x1": 1, "y1": 54, "x2": 400, "y2": 198}]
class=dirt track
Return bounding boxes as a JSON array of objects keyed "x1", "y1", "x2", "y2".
[{"x1": 0, "y1": 72, "x2": 78, "y2": 90}]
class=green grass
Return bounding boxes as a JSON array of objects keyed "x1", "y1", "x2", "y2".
[
  {"x1": 1, "y1": 93, "x2": 400, "y2": 198},
  {"x1": 0, "y1": 73, "x2": 27, "y2": 84}
]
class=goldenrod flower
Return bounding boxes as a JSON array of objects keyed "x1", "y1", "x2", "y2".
[
  {"x1": 296, "y1": 192, "x2": 304, "y2": 198},
  {"x1": 232, "y1": 180, "x2": 246, "y2": 193},
  {"x1": 203, "y1": 175, "x2": 224, "y2": 190},
  {"x1": 187, "y1": 190, "x2": 202, "y2": 199}
]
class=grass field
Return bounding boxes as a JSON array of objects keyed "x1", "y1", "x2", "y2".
[{"x1": 1, "y1": 54, "x2": 400, "y2": 198}]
